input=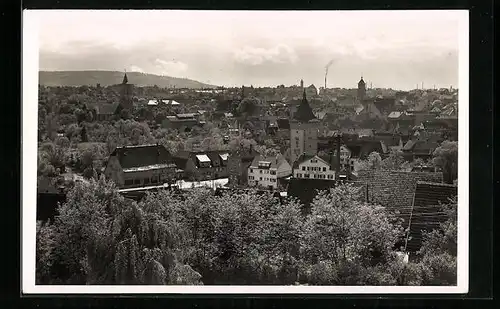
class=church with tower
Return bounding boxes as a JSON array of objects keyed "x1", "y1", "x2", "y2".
[
  {"x1": 118, "y1": 72, "x2": 134, "y2": 111},
  {"x1": 357, "y1": 76, "x2": 366, "y2": 103},
  {"x1": 289, "y1": 87, "x2": 320, "y2": 164}
]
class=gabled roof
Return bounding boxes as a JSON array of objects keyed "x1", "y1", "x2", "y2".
[
  {"x1": 345, "y1": 140, "x2": 385, "y2": 159},
  {"x1": 250, "y1": 154, "x2": 288, "y2": 169},
  {"x1": 110, "y1": 144, "x2": 174, "y2": 170},
  {"x1": 412, "y1": 140, "x2": 440, "y2": 154},
  {"x1": 292, "y1": 154, "x2": 338, "y2": 169}
]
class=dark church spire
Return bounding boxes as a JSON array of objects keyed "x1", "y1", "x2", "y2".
[
  {"x1": 294, "y1": 89, "x2": 316, "y2": 123},
  {"x1": 122, "y1": 72, "x2": 128, "y2": 84}
]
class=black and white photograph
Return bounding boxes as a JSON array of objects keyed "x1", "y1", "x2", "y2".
[{"x1": 22, "y1": 9, "x2": 469, "y2": 293}]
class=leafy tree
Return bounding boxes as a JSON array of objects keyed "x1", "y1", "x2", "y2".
[
  {"x1": 39, "y1": 139, "x2": 69, "y2": 174},
  {"x1": 36, "y1": 177, "x2": 203, "y2": 285},
  {"x1": 238, "y1": 97, "x2": 259, "y2": 117},
  {"x1": 357, "y1": 152, "x2": 382, "y2": 171},
  {"x1": 380, "y1": 150, "x2": 410, "y2": 171},
  {"x1": 299, "y1": 184, "x2": 404, "y2": 285},
  {"x1": 432, "y1": 141, "x2": 458, "y2": 184}
]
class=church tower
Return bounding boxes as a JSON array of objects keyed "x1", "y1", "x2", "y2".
[
  {"x1": 300, "y1": 79, "x2": 304, "y2": 89},
  {"x1": 289, "y1": 89, "x2": 320, "y2": 164},
  {"x1": 357, "y1": 76, "x2": 366, "y2": 103},
  {"x1": 119, "y1": 72, "x2": 133, "y2": 110}
]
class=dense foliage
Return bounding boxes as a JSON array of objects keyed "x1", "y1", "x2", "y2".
[{"x1": 36, "y1": 180, "x2": 457, "y2": 285}]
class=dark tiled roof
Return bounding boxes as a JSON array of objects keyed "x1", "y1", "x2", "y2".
[
  {"x1": 412, "y1": 140, "x2": 439, "y2": 154},
  {"x1": 406, "y1": 182, "x2": 458, "y2": 252},
  {"x1": 276, "y1": 118, "x2": 290, "y2": 130},
  {"x1": 345, "y1": 140, "x2": 384, "y2": 159},
  {"x1": 356, "y1": 170, "x2": 443, "y2": 211},
  {"x1": 403, "y1": 139, "x2": 416, "y2": 151},
  {"x1": 111, "y1": 144, "x2": 174, "y2": 169},
  {"x1": 287, "y1": 179, "x2": 367, "y2": 213},
  {"x1": 175, "y1": 150, "x2": 230, "y2": 168},
  {"x1": 372, "y1": 134, "x2": 402, "y2": 147},
  {"x1": 293, "y1": 90, "x2": 316, "y2": 123},
  {"x1": 250, "y1": 154, "x2": 288, "y2": 169}
]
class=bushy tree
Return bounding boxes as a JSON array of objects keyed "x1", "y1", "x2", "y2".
[
  {"x1": 380, "y1": 150, "x2": 410, "y2": 171},
  {"x1": 299, "y1": 184, "x2": 404, "y2": 285},
  {"x1": 36, "y1": 177, "x2": 203, "y2": 285},
  {"x1": 432, "y1": 141, "x2": 458, "y2": 184},
  {"x1": 357, "y1": 151, "x2": 382, "y2": 171}
]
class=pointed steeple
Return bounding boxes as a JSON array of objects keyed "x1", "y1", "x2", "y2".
[
  {"x1": 122, "y1": 72, "x2": 128, "y2": 84},
  {"x1": 294, "y1": 89, "x2": 316, "y2": 123},
  {"x1": 358, "y1": 76, "x2": 365, "y2": 87}
]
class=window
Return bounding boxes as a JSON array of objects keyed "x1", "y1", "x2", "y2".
[
  {"x1": 151, "y1": 176, "x2": 158, "y2": 183},
  {"x1": 124, "y1": 179, "x2": 134, "y2": 186},
  {"x1": 270, "y1": 171, "x2": 276, "y2": 175},
  {"x1": 270, "y1": 179, "x2": 276, "y2": 182},
  {"x1": 323, "y1": 167, "x2": 326, "y2": 172},
  {"x1": 302, "y1": 166, "x2": 305, "y2": 171},
  {"x1": 144, "y1": 178, "x2": 150, "y2": 185},
  {"x1": 260, "y1": 170, "x2": 263, "y2": 174},
  {"x1": 307, "y1": 167, "x2": 310, "y2": 171},
  {"x1": 328, "y1": 175, "x2": 333, "y2": 179},
  {"x1": 313, "y1": 174, "x2": 318, "y2": 179},
  {"x1": 311, "y1": 159, "x2": 317, "y2": 163},
  {"x1": 250, "y1": 168, "x2": 253, "y2": 173},
  {"x1": 260, "y1": 177, "x2": 262, "y2": 180},
  {"x1": 134, "y1": 179, "x2": 141, "y2": 185},
  {"x1": 304, "y1": 174, "x2": 310, "y2": 178}
]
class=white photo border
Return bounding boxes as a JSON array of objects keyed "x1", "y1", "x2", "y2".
[{"x1": 22, "y1": 9, "x2": 469, "y2": 294}]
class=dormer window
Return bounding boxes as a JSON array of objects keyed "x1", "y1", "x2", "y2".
[
  {"x1": 196, "y1": 154, "x2": 212, "y2": 168},
  {"x1": 258, "y1": 161, "x2": 271, "y2": 169}
]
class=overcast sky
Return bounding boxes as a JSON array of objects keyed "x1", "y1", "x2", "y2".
[{"x1": 36, "y1": 10, "x2": 464, "y2": 90}]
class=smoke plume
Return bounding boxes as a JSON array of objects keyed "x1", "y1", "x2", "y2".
[{"x1": 324, "y1": 59, "x2": 335, "y2": 88}]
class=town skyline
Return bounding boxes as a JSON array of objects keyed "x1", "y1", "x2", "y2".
[{"x1": 37, "y1": 10, "x2": 462, "y2": 90}]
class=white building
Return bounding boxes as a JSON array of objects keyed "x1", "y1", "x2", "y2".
[
  {"x1": 248, "y1": 155, "x2": 292, "y2": 190},
  {"x1": 292, "y1": 154, "x2": 337, "y2": 180}
]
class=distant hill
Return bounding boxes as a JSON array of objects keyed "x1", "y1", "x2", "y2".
[{"x1": 39, "y1": 70, "x2": 217, "y2": 89}]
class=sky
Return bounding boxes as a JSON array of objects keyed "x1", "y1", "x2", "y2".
[{"x1": 36, "y1": 10, "x2": 465, "y2": 90}]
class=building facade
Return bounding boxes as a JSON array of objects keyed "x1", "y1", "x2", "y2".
[
  {"x1": 292, "y1": 154, "x2": 336, "y2": 180},
  {"x1": 290, "y1": 90, "x2": 320, "y2": 164},
  {"x1": 248, "y1": 155, "x2": 292, "y2": 190},
  {"x1": 174, "y1": 150, "x2": 230, "y2": 181},
  {"x1": 104, "y1": 144, "x2": 179, "y2": 189}
]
